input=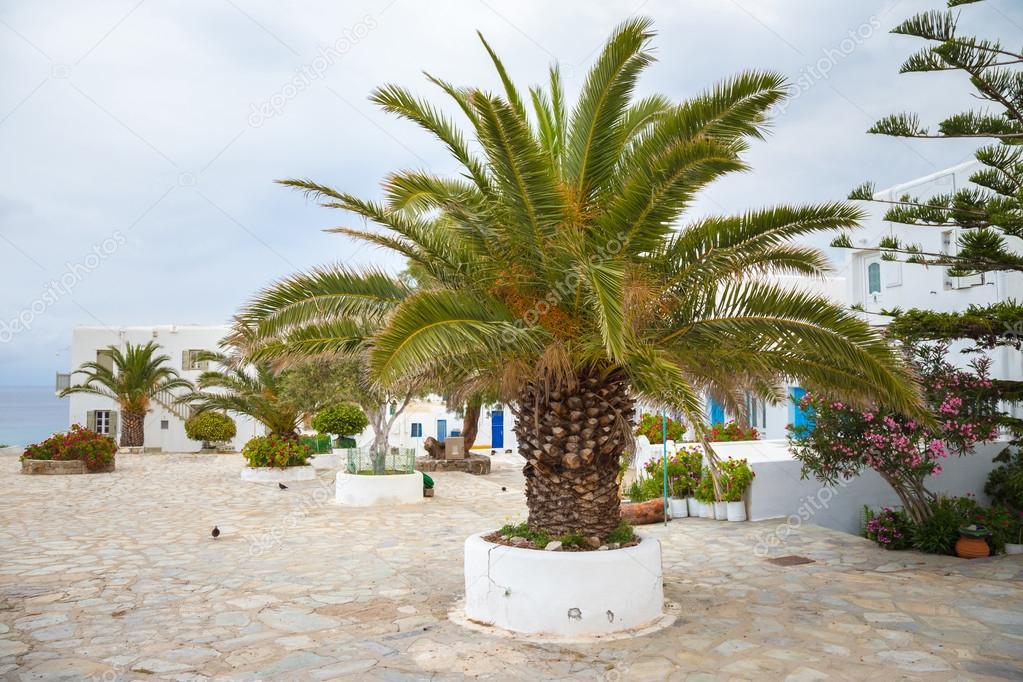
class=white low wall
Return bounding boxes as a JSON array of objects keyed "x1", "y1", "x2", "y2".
[
  {"x1": 634, "y1": 438, "x2": 1004, "y2": 535},
  {"x1": 240, "y1": 465, "x2": 317, "y2": 483},
  {"x1": 335, "y1": 470, "x2": 424, "y2": 506},
  {"x1": 463, "y1": 532, "x2": 663, "y2": 637}
]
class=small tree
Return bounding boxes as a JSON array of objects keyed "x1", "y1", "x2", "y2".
[
  {"x1": 790, "y1": 344, "x2": 1000, "y2": 523},
  {"x1": 311, "y1": 404, "x2": 369, "y2": 445},
  {"x1": 840, "y1": 0, "x2": 1023, "y2": 275},
  {"x1": 185, "y1": 412, "x2": 237, "y2": 450}
]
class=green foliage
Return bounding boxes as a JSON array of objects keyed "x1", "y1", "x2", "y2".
[
  {"x1": 184, "y1": 412, "x2": 236, "y2": 444},
  {"x1": 911, "y1": 499, "x2": 963, "y2": 554},
  {"x1": 300, "y1": 434, "x2": 333, "y2": 455},
  {"x1": 848, "y1": 0, "x2": 1023, "y2": 276},
  {"x1": 22, "y1": 424, "x2": 117, "y2": 472},
  {"x1": 864, "y1": 507, "x2": 915, "y2": 550},
  {"x1": 707, "y1": 420, "x2": 759, "y2": 442},
  {"x1": 986, "y1": 448, "x2": 1023, "y2": 512},
  {"x1": 60, "y1": 341, "x2": 192, "y2": 415},
  {"x1": 605, "y1": 521, "x2": 635, "y2": 545},
  {"x1": 642, "y1": 446, "x2": 702, "y2": 497},
  {"x1": 719, "y1": 457, "x2": 755, "y2": 502},
  {"x1": 311, "y1": 404, "x2": 369, "y2": 438},
  {"x1": 885, "y1": 301, "x2": 1023, "y2": 349},
  {"x1": 497, "y1": 520, "x2": 634, "y2": 546},
  {"x1": 242, "y1": 435, "x2": 310, "y2": 468},
  {"x1": 694, "y1": 467, "x2": 716, "y2": 503},
  {"x1": 634, "y1": 413, "x2": 685, "y2": 444}
]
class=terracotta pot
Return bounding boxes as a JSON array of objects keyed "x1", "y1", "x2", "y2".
[{"x1": 955, "y1": 536, "x2": 990, "y2": 559}]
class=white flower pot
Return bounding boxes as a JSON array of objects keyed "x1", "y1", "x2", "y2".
[
  {"x1": 726, "y1": 501, "x2": 747, "y2": 522},
  {"x1": 463, "y1": 532, "x2": 663, "y2": 636},
  {"x1": 686, "y1": 497, "x2": 699, "y2": 517},
  {"x1": 335, "y1": 470, "x2": 424, "y2": 506},
  {"x1": 1006, "y1": 543, "x2": 1023, "y2": 555},
  {"x1": 713, "y1": 501, "x2": 728, "y2": 520},
  {"x1": 668, "y1": 498, "x2": 688, "y2": 518},
  {"x1": 698, "y1": 501, "x2": 712, "y2": 518}
]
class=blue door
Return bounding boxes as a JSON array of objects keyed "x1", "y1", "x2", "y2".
[
  {"x1": 788, "y1": 386, "x2": 813, "y2": 434},
  {"x1": 436, "y1": 419, "x2": 447, "y2": 441},
  {"x1": 490, "y1": 409, "x2": 504, "y2": 448},
  {"x1": 709, "y1": 399, "x2": 725, "y2": 426}
]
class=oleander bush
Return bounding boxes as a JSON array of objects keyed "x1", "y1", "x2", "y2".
[
  {"x1": 22, "y1": 424, "x2": 117, "y2": 472},
  {"x1": 708, "y1": 420, "x2": 759, "y2": 442},
  {"x1": 242, "y1": 434, "x2": 310, "y2": 468},
  {"x1": 634, "y1": 413, "x2": 685, "y2": 444}
]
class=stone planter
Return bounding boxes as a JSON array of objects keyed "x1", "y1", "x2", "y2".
[
  {"x1": 309, "y1": 453, "x2": 340, "y2": 470},
  {"x1": 21, "y1": 459, "x2": 115, "y2": 475},
  {"x1": 463, "y1": 532, "x2": 663, "y2": 636},
  {"x1": 668, "y1": 498, "x2": 688, "y2": 518},
  {"x1": 335, "y1": 470, "x2": 424, "y2": 507},
  {"x1": 726, "y1": 501, "x2": 747, "y2": 522},
  {"x1": 239, "y1": 465, "x2": 316, "y2": 483}
]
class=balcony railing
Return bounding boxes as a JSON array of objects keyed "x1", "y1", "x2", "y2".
[{"x1": 55, "y1": 372, "x2": 70, "y2": 395}]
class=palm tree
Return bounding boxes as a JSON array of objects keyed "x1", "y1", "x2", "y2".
[
  {"x1": 240, "y1": 19, "x2": 925, "y2": 538},
  {"x1": 60, "y1": 341, "x2": 192, "y2": 448},
  {"x1": 178, "y1": 350, "x2": 302, "y2": 438}
]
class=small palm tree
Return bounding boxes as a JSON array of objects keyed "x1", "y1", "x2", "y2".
[
  {"x1": 241, "y1": 19, "x2": 925, "y2": 537},
  {"x1": 178, "y1": 350, "x2": 302, "y2": 438},
  {"x1": 61, "y1": 341, "x2": 192, "y2": 448}
]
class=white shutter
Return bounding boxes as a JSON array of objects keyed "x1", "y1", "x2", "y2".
[
  {"x1": 109, "y1": 412, "x2": 119, "y2": 439},
  {"x1": 86, "y1": 410, "x2": 96, "y2": 431}
]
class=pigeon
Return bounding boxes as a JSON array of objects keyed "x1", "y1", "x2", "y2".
[
  {"x1": 501, "y1": 486, "x2": 507, "y2": 492},
  {"x1": 278, "y1": 482, "x2": 288, "y2": 490},
  {"x1": 211, "y1": 526, "x2": 220, "y2": 539}
]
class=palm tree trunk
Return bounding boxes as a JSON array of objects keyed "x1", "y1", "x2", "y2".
[
  {"x1": 120, "y1": 410, "x2": 145, "y2": 448},
  {"x1": 512, "y1": 366, "x2": 634, "y2": 538},
  {"x1": 461, "y1": 398, "x2": 482, "y2": 451}
]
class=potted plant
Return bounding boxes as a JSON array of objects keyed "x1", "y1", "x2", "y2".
[
  {"x1": 694, "y1": 469, "x2": 716, "y2": 519},
  {"x1": 681, "y1": 449, "x2": 703, "y2": 517},
  {"x1": 642, "y1": 453, "x2": 687, "y2": 518},
  {"x1": 21, "y1": 424, "x2": 117, "y2": 474},
  {"x1": 335, "y1": 446, "x2": 424, "y2": 506},
  {"x1": 955, "y1": 524, "x2": 991, "y2": 559},
  {"x1": 720, "y1": 457, "x2": 754, "y2": 522},
  {"x1": 239, "y1": 434, "x2": 316, "y2": 483},
  {"x1": 184, "y1": 411, "x2": 236, "y2": 453}
]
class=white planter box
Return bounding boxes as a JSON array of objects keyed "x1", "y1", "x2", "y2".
[
  {"x1": 698, "y1": 501, "x2": 712, "y2": 518},
  {"x1": 686, "y1": 497, "x2": 699, "y2": 517},
  {"x1": 713, "y1": 501, "x2": 728, "y2": 520},
  {"x1": 1006, "y1": 543, "x2": 1023, "y2": 555},
  {"x1": 240, "y1": 465, "x2": 316, "y2": 483},
  {"x1": 309, "y1": 453, "x2": 340, "y2": 470},
  {"x1": 335, "y1": 470, "x2": 424, "y2": 507},
  {"x1": 668, "y1": 498, "x2": 687, "y2": 518},
  {"x1": 726, "y1": 501, "x2": 747, "y2": 522},
  {"x1": 463, "y1": 532, "x2": 663, "y2": 637}
]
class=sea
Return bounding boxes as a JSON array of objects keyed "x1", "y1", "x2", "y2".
[{"x1": 0, "y1": 386, "x2": 68, "y2": 446}]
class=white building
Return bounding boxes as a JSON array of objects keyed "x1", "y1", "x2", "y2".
[
  {"x1": 58, "y1": 325, "x2": 265, "y2": 452},
  {"x1": 59, "y1": 324, "x2": 518, "y2": 454}
]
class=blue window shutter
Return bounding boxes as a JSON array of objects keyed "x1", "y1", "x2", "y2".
[
  {"x1": 788, "y1": 386, "x2": 813, "y2": 434},
  {"x1": 709, "y1": 399, "x2": 725, "y2": 426}
]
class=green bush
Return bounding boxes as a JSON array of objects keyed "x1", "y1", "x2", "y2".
[
  {"x1": 301, "y1": 433, "x2": 333, "y2": 454},
  {"x1": 311, "y1": 404, "x2": 369, "y2": 440},
  {"x1": 634, "y1": 413, "x2": 685, "y2": 444},
  {"x1": 864, "y1": 506, "x2": 915, "y2": 550},
  {"x1": 694, "y1": 467, "x2": 716, "y2": 503},
  {"x1": 242, "y1": 435, "x2": 310, "y2": 468},
  {"x1": 912, "y1": 498, "x2": 968, "y2": 555},
  {"x1": 184, "y1": 412, "x2": 236, "y2": 445},
  {"x1": 719, "y1": 458, "x2": 755, "y2": 502},
  {"x1": 626, "y1": 476, "x2": 661, "y2": 502},
  {"x1": 22, "y1": 424, "x2": 117, "y2": 472},
  {"x1": 985, "y1": 448, "x2": 1023, "y2": 513}
]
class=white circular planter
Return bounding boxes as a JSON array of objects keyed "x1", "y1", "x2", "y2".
[
  {"x1": 309, "y1": 453, "x2": 340, "y2": 470},
  {"x1": 463, "y1": 532, "x2": 663, "y2": 637},
  {"x1": 240, "y1": 465, "x2": 316, "y2": 483},
  {"x1": 686, "y1": 497, "x2": 699, "y2": 517},
  {"x1": 698, "y1": 501, "x2": 712, "y2": 518},
  {"x1": 668, "y1": 498, "x2": 688, "y2": 519},
  {"x1": 335, "y1": 470, "x2": 424, "y2": 506},
  {"x1": 713, "y1": 501, "x2": 728, "y2": 520},
  {"x1": 726, "y1": 501, "x2": 747, "y2": 522}
]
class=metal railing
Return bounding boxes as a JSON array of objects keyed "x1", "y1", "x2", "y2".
[
  {"x1": 343, "y1": 446, "x2": 416, "y2": 475},
  {"x1": 151, "y1": 389, "x2": 191, "y2": 422}
]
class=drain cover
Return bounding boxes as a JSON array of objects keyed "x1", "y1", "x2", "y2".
[{"x1": 766, "y1": 555, "x2": 815, "y2": 566}]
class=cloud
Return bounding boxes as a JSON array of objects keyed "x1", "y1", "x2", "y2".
[{"x1": 0, "y1": 0, "x2": 1018, "y2": 382}]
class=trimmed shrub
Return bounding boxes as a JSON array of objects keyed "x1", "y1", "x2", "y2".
[
  {"x1": 311, "y1": 404, "x2": 369, "y2": 441},
  {"x1": 22, "y1": 424, "x2": 117, "y2": 472},
  {"x1": 184, "y1": 412, "x2": 236, "y2": 446},
  {"x1": 634, "y1": 413, "x2": 685, "y2": 444},
  {"x1": 242, "y1": 435, "x2": 310, "y2": 468}
]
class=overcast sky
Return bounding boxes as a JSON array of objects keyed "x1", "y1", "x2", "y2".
[{"x1": 1, "y1": 0, "x2": 1018, "y2": 385}]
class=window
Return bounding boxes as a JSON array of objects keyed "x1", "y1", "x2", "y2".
[
  {"x1": 411, "y1": 423, "x2": 422, "y2": 437},
  {"x1": 867, "y1": 262, "x2": 881, "y2": 295},
  {"x1": 160, "y1": 420, "x2": 169, "y2": 430},
  {"x1": 181, "y1": 350, "x2": 209, "y2": 371},
  {"x1": 94, "y1": 410, "x2": 111, "y2": 435},
  {"x1": 745, "y1": 392, "x2": 766, "y2": 429},
  {"x1": 96, "y1": 349, "x2": 115, "y2": 372}
]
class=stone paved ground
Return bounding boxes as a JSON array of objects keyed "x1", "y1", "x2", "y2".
[{"x1": 1, "y1": 452, "x2": 1021, "y2": 681}]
